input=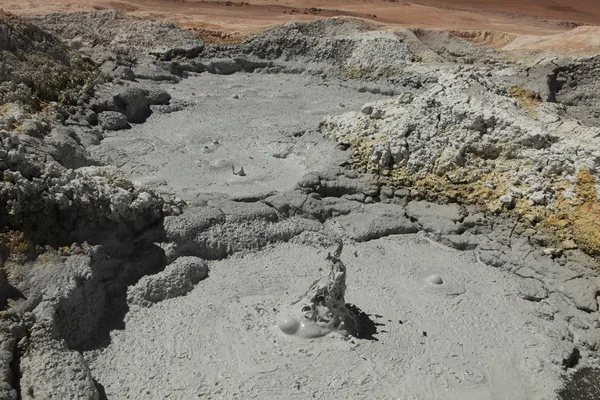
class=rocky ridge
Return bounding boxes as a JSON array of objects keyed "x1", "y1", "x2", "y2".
[{"x1": 322, "y1": 65, "x2": 600, "y2": 256}]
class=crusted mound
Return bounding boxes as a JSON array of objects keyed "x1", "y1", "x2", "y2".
[
  {"x1": 0, "y1": 11, "x2": 99, "y2": 111},
  {"x1": 205, "y1": 18, "x2": 415, "y2": 78},
  {"x1": 323, "y1": 66, "x2": 600, "y2": 257},
  {"x1": 30, "y1": 10, "x2": 203, "y2": 55}
]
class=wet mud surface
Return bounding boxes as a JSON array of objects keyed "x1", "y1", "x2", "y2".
[
  {"x1": 92, "y1": 73, "x2": 387, "y2": 198},
  {"x1": 88, "y1": 237, "x2": 572, "y2": 399}
]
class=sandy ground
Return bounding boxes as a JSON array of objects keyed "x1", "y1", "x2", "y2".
[
  {"x1": 3, "y1": 0, "x2": 600, "y2": 37},
  {"x1": 92, "y1": 73, "x2": 386, "y2": 198},
  {"x1": 6, "y1": 0, "x2": 600, "y2": 55},
  {"x1": 86, "y1": 236, "x2": 567, "y2": 399}
]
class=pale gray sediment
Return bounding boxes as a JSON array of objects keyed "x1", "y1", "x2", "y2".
[{"x1": 0, "y1": 12, "x2": 599, "y2": 400}]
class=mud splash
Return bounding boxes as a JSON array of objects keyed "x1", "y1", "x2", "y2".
[{"x1": 278, "y1": 242, "x2": 358, "y2": 339}]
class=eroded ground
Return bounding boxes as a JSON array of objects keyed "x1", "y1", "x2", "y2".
[{"x1": 1, "y1": 9, "x2": 600, "y2": 400}]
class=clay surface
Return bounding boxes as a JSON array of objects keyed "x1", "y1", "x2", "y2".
[{"x1": 88, "y1": 238, "x2": 580, "y2": 399}]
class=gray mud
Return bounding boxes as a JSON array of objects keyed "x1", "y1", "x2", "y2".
[
  {"x1": 1, "y1": 12, "x2": 600, "y2": 400},
  {"x1": 91, "y1": 73, "x2": 387, "y2": 198},
  {"x1": 86, "y1": 237, "x2": 574, "y2": 399}
]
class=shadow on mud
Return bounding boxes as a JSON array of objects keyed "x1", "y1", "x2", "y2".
[
  {"x1": 93, "y1": 378, "x2": 109, "y2": 400},
  {"x1": 56, "y1": 223, "x2": 169, "y2": 353},
  {"x1": 347, "y1": 303, "x2": 385, "y2": 341},
  {"x1": 559, "y1": 368, "x2": 600, "y2": 400}
]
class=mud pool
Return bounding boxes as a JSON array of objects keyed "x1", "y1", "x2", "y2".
[{"x1": 87, "y1": 237, "x2": 573, "y2": 399}]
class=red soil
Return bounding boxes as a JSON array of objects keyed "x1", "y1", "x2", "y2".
[{"x1": 3, "y1": 0, "x2": 600, "y2": 53}]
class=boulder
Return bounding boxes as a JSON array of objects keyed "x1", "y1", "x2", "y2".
[
  {"x1": 113, "y1": 88, "x2": 150, "y2": 123},
  {"x1": 97, "y1": 111, "x2": 129, "y2": 131}
]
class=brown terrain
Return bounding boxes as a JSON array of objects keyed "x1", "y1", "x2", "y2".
[{"x1": 3, "y1": 0, "x2": 600, "y2": 54}]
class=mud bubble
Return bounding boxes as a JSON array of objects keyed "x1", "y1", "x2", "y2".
[{"x1": 414, "y1": 272, "x2": 466, "y2": 296}]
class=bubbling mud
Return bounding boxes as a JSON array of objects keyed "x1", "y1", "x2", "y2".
[
  {"x1": 200, "y1": 141, "x2": 220, "y2": 154},
  {"x1": 462, "y1": 365, "x2": 490, "y2": 386},
  {"x1": 277, "y1": 242, "x2": 358, "y2": 339},
  {"x1": 427, "y1": 274, "x2": 444, "y2": 285},
  {"x1": 276, "y1": 315, "x2": 331, "y2": 338},
  {"x1": 414, "y1": 272, "x2": 466, "y2": 296},
  {"x1": 209, "y1": 158, "x2": 233, "y2": 169}
]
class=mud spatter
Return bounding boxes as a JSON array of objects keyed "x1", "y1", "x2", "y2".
[{"x1": 277, "y1": 242, "x2": 358, "y2": 339}]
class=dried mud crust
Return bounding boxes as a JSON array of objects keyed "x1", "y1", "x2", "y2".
[{"x1": 321, "y1": 61, "x2": 600, "y2": 263}]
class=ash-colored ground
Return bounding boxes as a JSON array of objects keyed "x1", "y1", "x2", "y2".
[
  {"x1": 92, "y1": 74, "x2": 386, "y2": 198},
  {"x1": 88, "y1": 237, "x2": 568, "y2": 399}
]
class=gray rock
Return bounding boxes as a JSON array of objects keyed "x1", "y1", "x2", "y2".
[
  {"x1": 113, "y1": 88, "x2": 151, "y2": 123},
  {"x1": 127, "y1": 256, "x2": 209, "y2": 306},
  {"x1": 575, "y1": 328, "x2": 600, "y2": 351},
  {"x1": 559, "y1": 277, "x2": 600, "y2": 312},
  {"x1": 498, "y1": 192, "x2": 517, "y2": 209},
  {"x1": 75, "y1": 128, "x2": 103, "y2": 146},
  {"x1": 149, "y1": 45, "x2": 204, "y2": 61},
  {"x1": 97, "y1": 111, "x2": 130, "y2": 131},
  {"x1": 361, "y1": 104, "x2": 373, "y2": 115},
  {"x1": 83, "y1": 110, "x2": 97, "y2": 125},
  {"x1": 205, "y1": 58, "x2": 242, "y2": 75},
  {"x1": 132, "y1": 64, "x2": 180, "y2": 82},
  {"x1": 146, "y1": 88, "x2": 171, "y2": 105},
  {"x1": 529, "y1": 191, "x2": 547, "y2": 205},
  {"x1": 45, "y1": 127, "x2": 96, "y2": 169},
  {"x1": 15, "y1": 119, "x2": 48, "y2": 139},
  {"x1": 112, "y1": 65, "x2": 136, "y2": 81}
]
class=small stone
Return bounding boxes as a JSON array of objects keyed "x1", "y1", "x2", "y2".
[
  {"x1": 361, "y1": 105, "x2": 373, "y2": 115},
  {"x1": 97, "y1": 111, "x2": 130, "y2": 131},
  {"x1": 499, "y1": 192, "x2": 516, "y2": 209},
  {"x1": 530, "y1": 191, "x2": 547, "y2": 205},
  {"x1": 171, "y1": 206, "x2": 182, "y2": 216},
  {"x1": 561, "y1": 240, "x2": 578, "y2": 250},
  {"x1": 113, "y1": 66, "x2": 136, "y2": 81},
  {"x1": 543, "y1": 248, "x2": 561, "y2": 257}
]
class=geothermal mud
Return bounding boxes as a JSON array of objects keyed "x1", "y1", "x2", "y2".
[
  {"x1": 1, "y1": 11, "x2": 600, "y2": 400},
  {"x1": 91, "y1": 73, "x2": 387, "y2": 198},
  {"x1": 87, "y1": 237, "x2": 571, "y2": 399}
]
